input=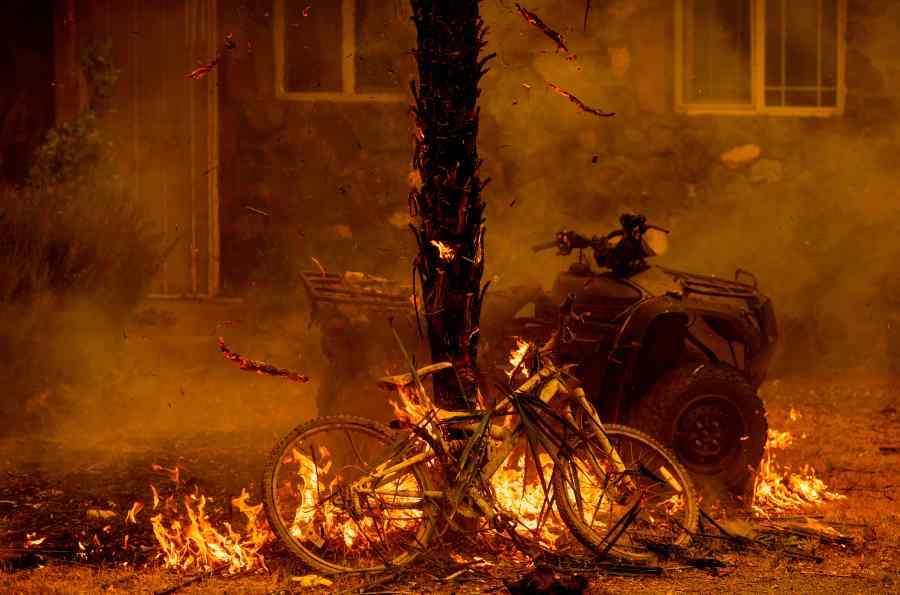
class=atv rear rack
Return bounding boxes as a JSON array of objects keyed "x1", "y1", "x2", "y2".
[{"x1": 299, "y1": 270, "x2": 414, "y2": 314}]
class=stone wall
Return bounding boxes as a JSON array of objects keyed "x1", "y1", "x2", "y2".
[{"x1": 217, "y1": 0, "x2": 900, "y2": 373}]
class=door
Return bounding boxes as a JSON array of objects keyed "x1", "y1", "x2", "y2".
[{"x1": 71, "y1": 0, "x2": 221, "y2": 297}]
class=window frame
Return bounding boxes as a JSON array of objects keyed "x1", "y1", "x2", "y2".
[
  {"x1": 674, "y1": 0, "x2": 847, "y2": 117},
  {"x1": 273, "y1": 0, "x2": 409, "y2": 103}
]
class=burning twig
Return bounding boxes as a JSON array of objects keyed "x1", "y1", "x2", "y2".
[
  {"x1": 184, "y1": 33, "x2": 238, "y2": 80},
  {"x1": 548, "y1": 83, "x2": 615, "y2": 118},
  {"x1": 218, "y1": 338, "x2": 309, "y2": 383},
  {"x1": 515, "y1": 4, "x2": 568, "y2": 53},
  {"x1": 185, "y1": 59, "x2": 218, "y2": 80}
]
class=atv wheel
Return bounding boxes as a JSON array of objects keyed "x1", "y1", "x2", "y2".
[{"x1": 626, "y1": 363, "x2": 767, "y2": 502}]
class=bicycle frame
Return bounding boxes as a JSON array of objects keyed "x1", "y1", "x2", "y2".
[{"x1": 348, "y1": 357, "x2": 647, "y2": 531}]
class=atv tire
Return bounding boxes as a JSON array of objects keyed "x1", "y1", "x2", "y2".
[{"x1": 626, "y1": 363, "x2": 767, "y2": 503}]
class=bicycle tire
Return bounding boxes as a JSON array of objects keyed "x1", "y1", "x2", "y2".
[
  {"x1": 262, "y1": 415, "x2": 438, "y2": 573},
  {"x1": 552, "y1": 423, "x2": 699, "y2": 562}
]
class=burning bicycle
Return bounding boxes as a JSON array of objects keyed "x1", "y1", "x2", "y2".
[{"x1": 261, "y1": 294, "x2": 699, "y2": 573}]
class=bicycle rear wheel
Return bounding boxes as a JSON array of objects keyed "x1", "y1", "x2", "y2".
[
  {"x1": 552, "y1": 423, "x2": 698, "y2": 562},
  {"x1": 262, "y1": 415, "x2": 438, "y2": 573}
]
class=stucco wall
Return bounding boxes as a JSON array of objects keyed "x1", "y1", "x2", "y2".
[{"x1": 217, "y1": 0, "x2": 900, "y2": 372}]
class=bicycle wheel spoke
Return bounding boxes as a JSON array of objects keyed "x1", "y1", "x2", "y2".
[
  {"x1": 265, "y1": 417, "x2": 435, "y2": 573},
  {"x1": 345, "y1": 429, "x2": 366, "y2": 468},
  {"x1": 553, "y1": 424, "x2": 698, "y2": 562}
]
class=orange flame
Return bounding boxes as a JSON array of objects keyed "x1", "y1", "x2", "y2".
[
  {"x1": 389, "y1": 383, "x2": 435, "y2": 426},
  {"x1": 490, "y1": 453, "x2": 569, "y2": 545},
  {"x1": 753, "y1": 425, "x2": 845, "y2": 516},
  {"x1": 150, "y1": 487, "x2": 272, "y2": 574},
  {"x1": 126, "y1": 501, "x2": 144, "y2": 525},
  {"x1": 506, "y1": 338, "x2": 531, "y2": 380},
  {"x1": 430, "y1": 240, "x2": 456, "y2": 261},
  {"x1": 284, "y1": 447, "x2": 423, "y2": 552},
  {"x1": 24, "y1": 533, "x2": 46, "y2": 548}
]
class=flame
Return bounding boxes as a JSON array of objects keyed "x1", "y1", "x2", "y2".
[
  {"x1": 283, "y1": 447, "x2": 424, "y2": 555},
  {"x1": 389, "y1": 383, "x2": 435, "y2": 427},
  {"x1": 126, "y1": 501, "x2": 144, "y2": 525},
  {"x1": 753, "y1": 426, "x2": 845, "y2": 516},
  {"x1": 490, "y1": 453, "x2": 570, "y2": 546},
  {"x1": 24, "y1": 533, "x2": 46, "y2": 548},
  {"x1": 506, "y1": 338, "x2": 531, "y2": 380},
  {"x1": 152, "y1": 464, "x2": 181, "y2": 485},
  {"x1": 150, "y1": 487, "x2": 272, "y2": 574},
  {"x1": 430, "y1": 240, "x2": 456, "y2": 261}
]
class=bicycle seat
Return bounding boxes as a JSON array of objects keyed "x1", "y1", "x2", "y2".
[{"x1": 376, "y1": 361, "x2": 454, "y2": 391}]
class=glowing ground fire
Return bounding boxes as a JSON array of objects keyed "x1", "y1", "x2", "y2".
[{"x1": 753, "y1": 421, "x2": 846, "y2": 515}]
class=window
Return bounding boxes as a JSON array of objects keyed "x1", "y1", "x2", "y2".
[
  {"x1": 675, "y1": 0, "x2": 846, "y2": 116},
  {"x1": 274, "y1": 0, "x2": 415, "y2": 102}
]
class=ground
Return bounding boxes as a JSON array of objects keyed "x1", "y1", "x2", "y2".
[{"x1": 1, "y1": 371, "x2": 899, "y2": 594}]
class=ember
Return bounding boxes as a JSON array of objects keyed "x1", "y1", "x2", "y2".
[
  {"x1": 24, "y1": 532, "x2": 46, "y2": 548},
  {"x1": 515, "y1": 3, "x2": 568, "y2": 53},
  {"x1": 548, "y1": 83, "x2": 615, "y2": 118},
  {"x1": 431, "y1": 239, "x2": 456, "y2": 261}
]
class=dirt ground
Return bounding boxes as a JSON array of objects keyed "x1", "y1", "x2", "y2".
[{"x1": 2, "y1": 371, "x2": 899, "y2": 594}]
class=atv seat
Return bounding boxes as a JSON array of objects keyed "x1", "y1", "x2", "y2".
[{"x1": 376, "y1": 361, "x2": 454, "y2": 391}]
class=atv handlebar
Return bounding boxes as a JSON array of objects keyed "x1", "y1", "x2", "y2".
[{"x1": 531, "y1": 213, "x2": 670, "y2": 276}]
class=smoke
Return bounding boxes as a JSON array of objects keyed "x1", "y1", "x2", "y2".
[
  {"x1": 475, "y1": 0, "x2": 900, "y2": 375},
  {"x1": 4, "y1": 0, "x2": 899, "y2": 449}
]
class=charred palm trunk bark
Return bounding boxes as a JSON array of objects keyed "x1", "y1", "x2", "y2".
[{"x1": 409, "y1": 0, "x2": 493, "y2": 410}]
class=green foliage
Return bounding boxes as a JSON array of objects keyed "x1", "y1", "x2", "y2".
[
  {"x1": 0, "y1": 43, "x2": 162, "y2": 309},
  {"x1": 81, "y1": 38, "x2": 119, "y2": 110}
]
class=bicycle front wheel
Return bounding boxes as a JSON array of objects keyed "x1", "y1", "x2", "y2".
[
  {"x1": 553, "y1": 423, "x2": 698, "y2": 562},
  {"x1": 262, "y1": 415, "x2": 438, "y2": 573}
]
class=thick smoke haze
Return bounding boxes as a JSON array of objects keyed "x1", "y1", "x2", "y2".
[{"x1": 2, "y1": 0, "x2": 899, "y2": 447}]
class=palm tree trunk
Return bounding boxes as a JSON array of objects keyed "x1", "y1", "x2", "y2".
[{"x1": 409, "y1": 0, "x2": 494, "y2": 409}]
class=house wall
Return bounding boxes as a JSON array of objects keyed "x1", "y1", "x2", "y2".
[{"x1": 219, "y1": 0, "x2": 900, "y2": 372}]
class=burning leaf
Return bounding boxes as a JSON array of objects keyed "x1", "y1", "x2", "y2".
[
  {"x1": 151, "y1": 485, "x2": 160, "y2": 510},
  {"x1": 515, "y1": 3, "x2": 569, "y2": 53},
  {"x1": 548, "y1": 83, "x2": 615, "y2": 118},
  {"x1": 86, "y1": 508, "x2": 118, "y2": 521}
]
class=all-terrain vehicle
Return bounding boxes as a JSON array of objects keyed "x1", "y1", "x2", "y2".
[
  {"x1": 481, "y1": 214, "x2": 777, "y2": 500},
  {"x1": 299, "y1": 213, "x2": 776, "y2": 501}
]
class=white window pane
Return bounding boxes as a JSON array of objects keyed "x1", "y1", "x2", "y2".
[
  {"x1": 683, "y1": 0, "x2": 752, "y2": 105},
  {"x1": 765, "y1": 0, "x2": 839, "y2": 108}
]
